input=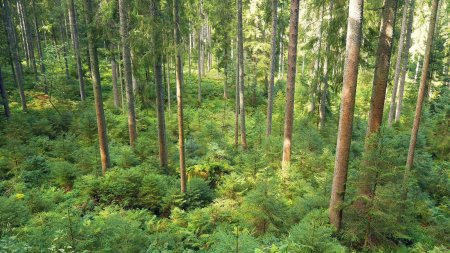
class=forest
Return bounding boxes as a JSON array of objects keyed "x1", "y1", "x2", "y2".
[{"x1": 0, "y1": 0, "x2": 448, "y2": 251}]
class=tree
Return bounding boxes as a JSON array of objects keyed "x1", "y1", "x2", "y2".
[
  {"x1": 358, "y1": 0, "x2": 397, "y2": 245},
  {"x1": 0, "y1": 65, "x2": 10, "y2": 118},
  {"x1": 395, "y1": 0, "x2": 415, "y2": 122},
  {"x1": 118, "y1": 0, "x2": 138, "y2": 147},
  {"x1": 365, "y1": 0, "x2": 397, "y2": 137},
  {"x1": 388, "y1": 0, "x2": 410, "y2": 126},
  {"x1": 67, "y1": 0, "x2": 86, "y2": 101},
  {"x1": 151, "y1": 0, "x2": 168, "y2": 171},
  {"x1": 266, "y1": 0, "x2": 278, "y2": 137},
  {"x1": 329, "y1": 0, "x2": 364, "y2": 232},
  {"x1": 403, "y1": 0, "x2": 440, "y2": 200},
  {"x1": 319, "y1": 0, "x2": 335, "y2": 129},
  {"x1": 237, "y1": 0, "x2": 247, "y2": 149},
  {"x1": 31, "y1": 0, "x2": 47, "y2": 93},
  {"x1": 281, "y1": 0, "x2": 300, "y2": 171},
  {"x1": 83, "y1": 0, "x2": 111, "y2": 174},
  {"x1": 111, "y1": 46, "x2": 120, "y2": 109},
  {"x1": 173, "y1": 0, "x2": 186, "y2": 192},
  {"x1": 3, "y1": 0, "x2": 26, "y2": 111}
]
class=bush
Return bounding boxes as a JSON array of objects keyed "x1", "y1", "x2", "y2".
[
  {"x1": 21, "y1": 156, "x2": 49, "y2": 188},
  {"x1": 287, "y1": 210, "x2": 346, "y2": 252},
  {"x1": 0, "y1": 196, "x2": 30, "y2": 231}
]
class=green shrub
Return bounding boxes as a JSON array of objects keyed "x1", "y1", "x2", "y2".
[{"x1": 0, "y1": 196, "x2": 30, "y2": 231}]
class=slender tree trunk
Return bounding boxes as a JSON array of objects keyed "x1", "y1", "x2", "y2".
[
  {"x1": 151, "y1": 0, "x2": 168, "y2": 171},
  {"x1": 366, "y1": 0, "x2": 397, "y2": 137},
  {"x1": 56, "y1": 0, "x2": 70, "y2": 80},
  {"x1": 17, "y1": 2, "x2": 29, "y2": 67},
  {"x1": 281, "y1": 0, "x2": 300, "y2": 172},
  {"x1": 329, "y1": 0, "x2": 364, "y2": 232},
  {"x1": 234, "y1": 39, "x2": 240, "y2": 148},
  {"x1": 189, "y1": 31, "x2": 192, "y2": 76},
  {"x1": 0, "y1": 66, "x2": 10, "y2": 119},
  {"x1": 167, "y1": 57, "x2": 171, "y2": 116},
  {"x1": 18, "y1": 0, "x2": 38, "y2": 80},
  {"x1": 111, "y1": 46, "x2": 120, "y2": 109},
  {"x1": 237, "y1": 0, "x2": 247, "y2": 149},
  {"x1": 68, "y1": 0, "x2": 86, "y2": 100},
  {"x1": 83, "y1": 0, "x2": 111, "y2": 174},
  {"x1": 266, "y1": 0, "x2": 278, "y2": 136},
  {"x1": 252, "y1": 60, "x2": 257, "y2": 107},
  {"x1": 310, "y1": 4, "x2": 325, "y2": 114},
  {"x1": 173, "y1": 0, "x2": 186, "y2": 192},
  {"x1": 395, "y1": 0, "x2": 415, "y2": 122},
  {"x1": 388, "y1": 0, "x2": 410, "y2": 126},
  {"x1": 359, "y1": 0, "x2": 397, "y2": 246},
  {"x1": 118, "y1": 46, "x2": 126, "y2": 112},
  {"x1": 32, "y1": 0, "x2": 47, "y2": 93},
  {"x1": 414, "y1": 56, "x2": 420, "y2": 82},
  {"x1": 3, "y1": 0, "x2": 26, "y2": 111},
  {"x1": 198, "y1": 24, "x2": 202, "y2": 102},
  {"x1": 319, "y1": 0, "x2": 335, "y2": 129},
  {"x1": 119, "y1": 0, "x2": 138, "y2": 147},
  {"x1": 403, "y1": 0, "x2": 439, "y2": 200}
]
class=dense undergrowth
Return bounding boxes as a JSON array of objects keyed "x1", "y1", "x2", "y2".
[{"x1": 0, "y1": 64, "x2": 448, "y2": 252}]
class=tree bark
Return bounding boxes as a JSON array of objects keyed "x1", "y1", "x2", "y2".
[
  {"x1": 388, "y1": 0, "x2": 409, "y2": 126},
  {"x1": 18, "y1": 0, "x2": 38, "y2": 81},
  {"x1": 329, "y1": 0, "x2": 364, "y2": 232},
  {"x1": 366, "y1": 0, "x2": 397, "y2": 137},
  {"x1": 31, "y1": 0, "x2": 47, "y2": 93},
  {"x1": 359, "y1": 0, "x2": 397, "y2": 245},
  {"x1": 68, "y1": 0, "x2": 86, "y2": 101},
  {"x1": 319, "y1": 0, "x2": 335, "y2": 130},
  {"x1": 0, "y1": 66, "x2": 10, "y2": 119},
  {"x1": 234, "y1": 39, "x2": 240, "y2": 148},
  {"x1": 111, "y1": 46, "x2": 120, "y2": 109},
  {"x1": 173, "y1": 0, "x2": 186, "y2": 192},
  {"x1": 151, "y1": 0, "x2": 168, "y2": 171},
  {"x1": 83, "y1": 0, "x2": 111, "y2": 174},
  {"x1": 119, "y1": 0, "x2": 138, "y2": 147},
  {"x1": 281, "y1": 0, "x2": 300, "y2": 171},
  {"x1": 310, "y1": 4, "x2": 325, "y2": 114},
  {"x1": 237, "y1": 0, "x2": 247, "y2": 149},
  {"x1": 198, "y1": 26, "x2": 202, "y2": 103},
  {"x1": 3, "y1": 0, "x2": 26, "y2": 111},
  {"x1": 266, "y1": 0, "x2": 278, "y2": 136},
  {"x1": 403, "y1": 0, "x2": 439, "y2": 200},
  {"x1": 395, "y1": 0, "x2": 415, "y2": 122}
]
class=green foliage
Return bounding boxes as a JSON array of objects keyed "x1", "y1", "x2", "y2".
[
  {"x1": 0, "y1": 197, "x2": 30, "y2": 231},
  {"x1": 287, "y1": 210, "x2": 345, "y2": 253}
]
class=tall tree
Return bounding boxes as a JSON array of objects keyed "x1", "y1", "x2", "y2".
[
  {"x1": 173, "y1": 0, "x2": 186, "y2": 192},
  {"x1": 395, "y1": 0, "x2": 415, "y2": 122},
  {"x1": 119, "y1": 0, "x2": 138, "y2": 147},
  {"x1": 388, "y1": 0, "x2": 409, "y2": 126},
  {"x1": 31, "y1": 0, "x2": 47, "y2": 93},
  {"x1": 319, "y1": 0, "x2": 334, "y2": 130},
  {"x1": 266, "y1": 0, "x2": 278, "y2": 137},
  {"x1": 151, "y1": 0, "x2": 168, "y2": 171},
  {"x1": 67, "y1": 0, "x2": 86, "y2": 100},
  {"x1": 403, "y1": 0, "x2": 439, "y2": 200},
  {"x1": 329, "y1": 0, "x2": 364, "y2": 232},
  {"x1": 237, "y1": 0, "x2": 247, "y2": 149},
  {"x1": 281, "y1": 0, "x2": 300, "y2": 171},
  {"x1": 18, "y1": 0, "x2": 38, "y2": 81},
  {"x1": 111, "y1": 46, "x2": 120, "y2": 109},
  {"x1": 365, "y1": 0, "x2": 397, "y2": 137},
  {"x1": 3, "y1": 0, "x2": 27, "y2": 111},
  {"x1": 83, "y1": 0, "x2": 111, "y2": 174},
  {"x1": 358, "y1": 0, "x2": 397, "y2": 246},
  {"x1": 234, "y1": 40, "x2": 239, "y2": 148},
  {"x1": 0, "y1": 65, "x2": 10, "y2": 118}
]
